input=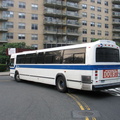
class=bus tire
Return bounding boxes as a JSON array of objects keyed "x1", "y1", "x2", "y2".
[
  {"x1": 15, "y1": 72, "x2": 21, "y2": 82},
  {"x1": 56, "y1": 76, "x2": 67, "y2": 93}
]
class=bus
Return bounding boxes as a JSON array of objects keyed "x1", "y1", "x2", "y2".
[{"x1": 10, "y1": 40, "x2": 120, "y2": 92}]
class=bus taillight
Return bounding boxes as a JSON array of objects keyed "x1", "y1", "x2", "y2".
[{"x1": 95, "y1": 70, "x2": 98, "y2": 79}]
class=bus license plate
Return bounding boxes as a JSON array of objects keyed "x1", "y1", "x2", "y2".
[{"x1": 103, "y1": 69, "x2": 118, "y2": 78}]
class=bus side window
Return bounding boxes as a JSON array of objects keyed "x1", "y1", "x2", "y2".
[
  {"x1": 10, "y1": 58, "x2": 14, "y2": 67},
  {"x1": 37, "y1": 52, "x2": 44, "y2": 64},
  {"x1": 17, "y1": 55, "x2": 25, "y2": 64},
  {"x1": 73, "y1": 53, "x2": 85, "y2": 64}
]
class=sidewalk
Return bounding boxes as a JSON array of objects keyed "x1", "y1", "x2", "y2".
[{"x1": 0, "y1": 71, "x2": 9, "y2": 76}]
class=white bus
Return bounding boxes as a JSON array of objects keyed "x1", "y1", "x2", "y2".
[{"x1": 10, "y1": 40, "x2": 120, "y2": 92}]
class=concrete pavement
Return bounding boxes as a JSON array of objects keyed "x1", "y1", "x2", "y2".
[{"x1": 0, "y1": 71, "x2": 9, "y2": 76}]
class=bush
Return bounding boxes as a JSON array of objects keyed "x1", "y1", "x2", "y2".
[{"x1": 0, "y1": 64, "x2": 7, "y2": 72}]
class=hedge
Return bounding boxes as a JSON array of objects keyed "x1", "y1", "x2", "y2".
[{"x1": 0, "y1": 64, "x2": 7, "y2": 72}]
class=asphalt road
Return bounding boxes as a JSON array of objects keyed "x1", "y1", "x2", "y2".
[{"x1": 0, "y1": 76, "x2": 120, "y2": 120}]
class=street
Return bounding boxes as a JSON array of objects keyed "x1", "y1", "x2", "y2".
[{"x1": 0, "y1": 76, "x2": 120, "y2": 120}]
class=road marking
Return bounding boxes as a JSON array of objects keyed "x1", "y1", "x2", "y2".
[
  {"x1": 92, "y1": 117, "x2": 96, "y2": 120},
  {"x1": 67, "y1": 93, "x2": 85, "y2": 110},
  {"x1": 67, "y1": 93, "x2": 97, "y2": 120},
  {"x1": 72, "y1": 94, "x2": 90, "y2": 110},
  {"x1": 85, "y1": 116, "x2": 89, "y2": 120}
]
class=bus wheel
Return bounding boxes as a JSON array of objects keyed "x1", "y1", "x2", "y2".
[
  {"x1": 15, "y1": 72, "x2": 21, "y2": 82},
  {"x1": 56, "y1": 76, "x2": 67, "y2": 93}
]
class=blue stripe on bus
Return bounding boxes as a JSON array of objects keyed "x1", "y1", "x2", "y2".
[{"x1": 10, "y1": 64, "x2": 120, "y2": 70}]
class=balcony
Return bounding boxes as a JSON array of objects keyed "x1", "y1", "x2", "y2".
[
  {"x1": 66, "y1": 11, "x2": 81, "y2": 19},
  {"x1": 44, "y1": 29, "x2": 66, "y2": 35},
  {"x1": 67, "y1": 31, "x2": 80, "y2": 36},
  {"x1": 112, "y1": 0, "x2": 120, "y2": 4},
  {"x1": 44, "y1": 19, "x2": 66, "y2": 26},
  {"x1": 112, "y1": 21, "x2": 120, "y2": 25},
  {"x1": 0, "y1": 4, "x2": 8, "y2": 10},
  {"x1": 67, "y1": 21, "x2": 81, "y2": 27},
  {"x1": 112, "y1": 12, "x2": 120, "y2": 18},
  {"x1": 112, "y1": 5, "x2": 120, "y2": 11},
  {"x1": 44, "y1": 9, "x2": 66, "y2": 17},
  {"x1": 44, "y1": 0, "x2": 66, "y2": 8},
  {"x1": 67, "y1": 0, "x2": 81, "y2": 3},
  {"x1": 0, "y1": 27, "x2": 8, "y2": 32},
  {"x1": 66, "y1": 2, "x2": 82, "y2": 10},
  {"x1": 0, "y1": 38, "x2": 7, "y2": 43},
  {"x1": 113, "y1": 28, "x2": 120, "y2": 32},
  {"x1": 113, "y1": 36, "x2": 120, "y2": 40},
  {"x1": 0, "y1": 16, "x2": 8, "y2": 21}
]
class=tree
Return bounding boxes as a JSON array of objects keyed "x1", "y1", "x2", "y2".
[{"x1": 0, "y1": 42, "x2": 34, "y2": 64}]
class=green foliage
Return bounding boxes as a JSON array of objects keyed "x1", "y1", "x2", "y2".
[
  {"x1": 116, "y1": 42, "x2": 120, "y2": 47},
  {"x1": 0, "y1": 64, "x2": 7, "y2": 72},
  {"x1": 0, "y1": 42, "x2": 34, "y2": 64},
  {"x1": 91, "y1": 38, "x2": 99, "y2": 42},
  {"x1": 0, "y1": 55, "x2": 9, "y2": 64}
]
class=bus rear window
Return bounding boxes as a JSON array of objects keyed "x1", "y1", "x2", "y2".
[{"x1": 96, "y1": 48, "x2": 119, "y2": 62}]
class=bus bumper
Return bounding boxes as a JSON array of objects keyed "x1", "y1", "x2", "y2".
[{"x1": 92, "y1": 82, "x2": 120, "y2": 91}]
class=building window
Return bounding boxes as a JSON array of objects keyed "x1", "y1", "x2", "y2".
[
  {"x1": 97, "y1": 15, "x2": 101, "y2": 20},
  {"x1": 7, "y1": 22, "x2": 14, "y2": 28},
  {"x1": 31, "y1": 34, "x2": 38, "y2": 40},
  {"x1": 8, "y1": 11, "x2": 14, "y2": 18},
  {"x1": 18, "y1": 34, "x2": 25, "y2": 39},
  {"x1": 97, "y1": 30, "x2": 102, "y2": 35},
  {"x1": 7, "y1": 1, "x2": 14, "y2": 7},
  {"x1": 105, "y1": 1, "x2": 108, "y2": 6},
  {"x1": 19, "y1": 2, "x2": 26, "y2": 8},
  {"x1": 82, "y1": 12, "x2": 87, "y2": 17},
  {"x1": 18, "y1": 23, "x2": 25, "y2": 29},
  {"x1": 31, "y1": 4, "x2": 38, "y2": 10},
  {"x1": 91, "y1": 0, "x2": 95, "y2": 3},
  {"x1": 31, "y1": 44, "x2": 38, "y2": 50},
  {"x1": 97, "y1": 0, "x2": 101, "y2": 4},
  {"x1": 105, "y1": 16, "x2": 109, "y2": 21},
  {"x1": 31, "y1": 24, "x2": 38, "y2": 30},
  {"x1": 91, "y1": 22, "x2": 95, "y2": 27},
  {"x1": 82, "y1": 21, "x2": 87, "y2": 25},
  {"x1": 97, "y1": 23, "x2": 102, "y2": 27},
  {"x1": 19, "y1": 12, "x2": 25, "y2": 19},
  {"x1": 31, "y1": 14, "x2": 38, "y2": 20},
  {"x1": 83, "y1": 29, "x2": 87, "y2": 34},
  {"x1": 105, "y1": 9, "x2": 108, "y2": 13},
  {"x1": 90, "y1": 6, "x2": 95, "y2": 11},
  {"x1": 105, "y1": 31, "x2": 109, "y2": 36},
  {"x1": 82, "y1": 4, "x2": 87, "y2": 9},
  {"x1": 97, "y1": 7, "x2": 101, "y2": 12},
  {"x1": 83, "y1": 37, "x2": 87, "y2": 42},
  {"x1": 91, "y1": 30, "x2": 95, "y2": 35},
  {"x1": 7, "y1": 33, "x2": 13, "y2": 39},
  {"x1": 91, "y1": 14, "x2": 95, "y2": 19},
  {"x1": 105, "y1": 24, "x2": 109, "y2": 28}
]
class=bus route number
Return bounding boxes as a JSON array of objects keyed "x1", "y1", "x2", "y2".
[{"x1": 103, "y1": 69, "x2": 118, "y2": 78}]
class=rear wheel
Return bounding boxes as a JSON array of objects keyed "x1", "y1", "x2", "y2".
[
  {"x1": 15, "y1": 72, "x2": 21, "y2": 82},
  {"x1": 56, "y1": 76, "x2": 67, "y2": 93}
]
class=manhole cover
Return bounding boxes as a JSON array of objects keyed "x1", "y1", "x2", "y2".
[{"x1": 72, "y1": 110, "x2": 100, "y2": 119}]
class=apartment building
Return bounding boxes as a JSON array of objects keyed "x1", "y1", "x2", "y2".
[{"x1": 0, "y1": 0, "x2": 120, "y2": 49}]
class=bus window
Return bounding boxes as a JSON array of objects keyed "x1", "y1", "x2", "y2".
[
  {"x1": 10, "y1": 58, "x2": 14, "y2": 67},
  {"x1": 73, "y1": 53, "x2": 85, "y2": 63},
  {"x1": 37, "y1": 52, "x2": 44, "y2": 64},
  {"x1": 63, "y1": 48, "x2": 86, "y2": 64},
  {"x1": 17, "y1": 55, "x2": 26, "y2": 64},
  {"x1": 25, "y1": 53, "x2": 37, "y2": 64},
  {"x1": 44, "y1": 51, "x2": 62, "y2": 64},
  {"x1": 96, "y1": 48, "x2": 120, "y2": 62}
]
